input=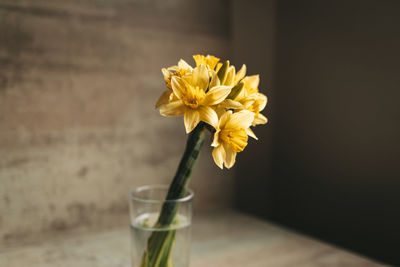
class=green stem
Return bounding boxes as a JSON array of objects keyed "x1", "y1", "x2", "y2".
[
  {"x1": 157, "y1": 122, "x2": 207, "y2": 226},
  {"x1": 141, "y1": 122, "x2": 207, "y2": 267}
]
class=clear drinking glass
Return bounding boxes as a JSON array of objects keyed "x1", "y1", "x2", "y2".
[{"x1": 129, "y1": 185, "x2": 193, "y2": 267}]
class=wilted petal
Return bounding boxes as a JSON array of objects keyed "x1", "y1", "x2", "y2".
[
  {"x1": 226, "y1": 110, "x2": 254, "y2": 129},
  {"x1": 171, "y1": 76, "x2": 187, "y2": 99},
  {"x1": 202, "y1": 86, "x2": 232, "y2": 106},
  {"x1": 246, "y1": 128, "x2": 258, "y2": 140},
  {"x1": 192, "y1": 64, "x2": 209, "y2": 91},
  {"x1": 198, "y1": 106, "x2": 218, "y2": 128},
  {"x1": 155, "y1": 89, "x2": 172, "y2": 108},
  {"x1": 253, "y1": 113, "x2": 268, "y2": 125},
  {"x1": 184, "y1": 109, "x2": 200, "y2": 133},
  {"x1": 160, "y1": 100, "x2": 185, "y2": 117},
  {"x1": 223, "y1": 143, "x2": 237, "y2": 169},
  {"x1": 212, "y1": 145, "x2": 226, "y2": 169}
]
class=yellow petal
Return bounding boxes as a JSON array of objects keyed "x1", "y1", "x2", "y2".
[
  {"x1": 214, "y1": 105, "x2": 226, "y2": 118},
  {"x1": 167, "y1": 65, "x2": 179, "y2": 72},
  {"x1": 198, "y1": 105, "x2": 218, "y2": 128},
  {"x1": 178, "y1": 59, "x2": 193, "y2": 70},
  {"x1": 155, "y1": 89, "x2": 172, "y2": 108},
  {"x1": 209, "y1": 71, "x2": 220, "y2": 88},
  {"x1": 223, "y1": 143, "x2": 236, "y2": 169},
  {"x1": 226, "y1": 110, "x2": 254, "y2": 129},
  {"x1": 218, "y1": 110, "x2": 232, "y2": 129},
  {"x1": 243, "y1": 75, "x2": 260, "y2": 90},
  {"x1": 161, "y1": 68, "x2": 170, "y2": 82},
  {"x1": 160, "y1": 100, "x2": 186, "y2": 117},
  {"x1": 184, "y1": 109, "x2": 200, "y2": 133},
  {"x1": 192, "y1": 64, "x2": 209, "y2": 91},
  {"x1": 224, "y1": 66, "x2": 235, "y2": 86},
  {"x1": 234, "y1": 64, "x2": 246, "y2": 84},
  {"x1": 193, "y1": 55, "x2": 220, "y2": 70},
  {"x1": 253, "y1": 113, "x2": 268, "y2": 125},
  {"x1": 171, "y1": 76, "x2": 186, "y2": 99},
  {"x1": 202, "y1": 85, "x2": 232, "y2": 106},
  {"x1": 211, "y1": 130, "x2": 220, "y2": 147},
  {"x1": 193, "y1": 55, "x2": 203, "y2": 66},
  {"x1": 257, "y1": 93, "x2": 268, "y2": 111},
  {"x1": 212, "y1": 145, "x2": 226, "y2": 169},
  {"x1": 242, "y1": 98, "x2": 256, "y2": 109},
  {"x1": 215, "y1": 62, "x2": 223, "y2": 73},
  {"x1": 218, "y1": 99, "x2": 244, "y2": 110},
  {"x1": 205, "y1": 55, "x2": 220, "y2": 70},
  {"x1": 246, "y1": 128, "x2": 258, "y2": 140}
]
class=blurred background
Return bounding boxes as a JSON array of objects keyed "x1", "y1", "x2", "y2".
[{"x1": 0, "y1": 0, "x2": 399, "y2": 266}]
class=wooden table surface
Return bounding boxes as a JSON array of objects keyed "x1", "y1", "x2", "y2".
[{"x1": 0, "y1": 211, "x2": 387, "y2": 267}]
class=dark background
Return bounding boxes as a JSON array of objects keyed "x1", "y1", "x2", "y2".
[{"x1": 234, "y1": 0, "x2": 400, "y2": 265}]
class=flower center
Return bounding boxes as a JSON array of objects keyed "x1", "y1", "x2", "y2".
[
  {"x1": 183, "y1": 85, "x2": 205, "y2": 109},
  {"x1": 220, "y1": 128, "x2": 248, "y2": 152}
]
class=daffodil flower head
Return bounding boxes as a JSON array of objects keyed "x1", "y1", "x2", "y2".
[
  {"x1": 161, "y1": 59, "x2": 193, "y2": 90},
  {"x1": 156, "y1": 54, "x2": 268, "y2": 170},
  {"x1": 155, "y1": 60, "x2": 193, "y2": 108},
  {"x1": 211, "y1": 110, "x2": 255, "y2": 169},
  {"x1": 247, "y1": 93, "x2": 268, "y2": 126},
  {"x1": 159, "y1": 64, "x2": 233, "y2": 133},
  {"x1": 231, "y1": 74, "x2": 268, "y2": 127}
]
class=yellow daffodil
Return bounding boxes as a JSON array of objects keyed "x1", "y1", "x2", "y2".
[
  {"x1": 211, "y1": 110, "x2": 254, "y2": 169},
  {"x1": 247, "y1": 93, "x2": 268, "y2": 126},
  {"x1": 159, "y1": 65, "x2": 232, "y2": 133},
  {"x1": 155, "y1": 60, "x2": 193, "y2": 108},
  {"x1": 242, "y1": 75, "x2": 268, "y2": 126},
  {"x1": 235, "y1": 75, "x2": 260, "y2": 102},
  {"x1": 148, "y1": 55, "x2": 269, "y2": 267},
  {"x1": 233, "y1": 75, "x2": 268, "y2": 129}
]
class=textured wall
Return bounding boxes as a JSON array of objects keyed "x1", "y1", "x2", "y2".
[{"x1": 0, "y1": 0, "x2": 233, "y2": 248}]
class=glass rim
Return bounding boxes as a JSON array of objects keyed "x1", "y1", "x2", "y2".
[{"x1": 129, "y1": 184, "x2": 194, "y2": 204}]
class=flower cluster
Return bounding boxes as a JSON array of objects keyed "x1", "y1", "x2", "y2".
[{"x1": 156, "y1": 55, "x2": 268, "y2": 169}]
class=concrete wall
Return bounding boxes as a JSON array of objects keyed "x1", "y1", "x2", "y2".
[{"x1": 0, "y1": 0, "x2": 234, "y2": 248}]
